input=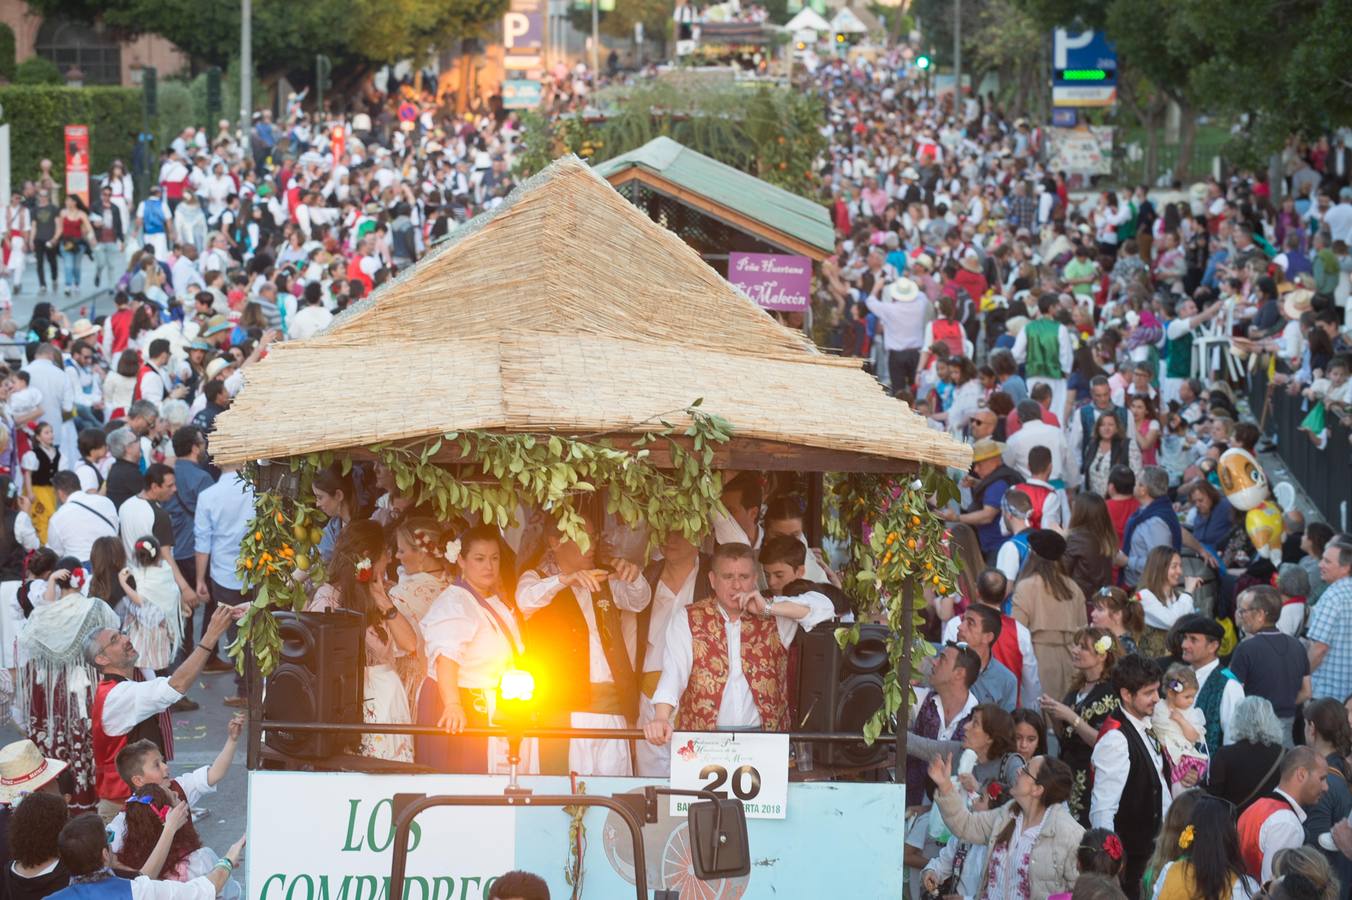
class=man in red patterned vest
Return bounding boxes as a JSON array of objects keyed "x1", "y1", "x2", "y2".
[{"x1": 642, "y1": 542, "x2": 834, "y2": 747}]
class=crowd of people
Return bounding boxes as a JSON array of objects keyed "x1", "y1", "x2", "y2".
[
  {"x1": 803, "y1": 48, "x2": 1352, "y2": 900},
  {"x1": 0, "y1": 34, "x2": 1347, "y2": 900}
]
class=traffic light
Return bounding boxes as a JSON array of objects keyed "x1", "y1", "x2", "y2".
[
  {"x1": 915, "y1": 55, "x2": 930, "y2": 70},
  {"x1": 206, "y1": 66, "x2": 222, "y2": 116}
]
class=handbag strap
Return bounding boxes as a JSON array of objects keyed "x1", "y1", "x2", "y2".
[{"x1": 1236, "y1": 749, "x2": 1285, "y2": 811}]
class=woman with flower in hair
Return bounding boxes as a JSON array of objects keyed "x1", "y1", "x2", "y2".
[
  {"x1": 1091, "y1": 586, "x2": 1145, "y2": 657},
  {"x1": 305, "y1": 519, "x2": 418, "y2": 761},
  {"x1": 118, "y1": 783, "x2": 245, "y2": 900},
  {"x1": 1039, "y1": 627, "x2": 1120, "y2": 825},
  {"x1": 416, "y1": 524, "x2": 535, "y2": 774},
  {"x1": 1149, "y1": 794, "x2": 1258, "y2": 900},
  {"x1": 15, "y1": 556, "x2": 118, "y2": 811},
  {"x1": 388, "y1": 517, "x2": 458, "y2": 704}
]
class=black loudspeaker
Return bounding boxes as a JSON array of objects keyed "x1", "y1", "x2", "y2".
[
  {"x1": 263, "y1": 610, "x2": 365, "y2": 759},
  {"x1": 793, "y1": 623, "x2": 891, "y2": 767}
]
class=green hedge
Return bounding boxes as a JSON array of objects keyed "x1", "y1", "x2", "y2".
[
  {"x1": 0, "y1": 86, "x2": 141, "y2": 189},
  {"x1": 15, "y1": 57, "x2": 61, "y2": 85}
]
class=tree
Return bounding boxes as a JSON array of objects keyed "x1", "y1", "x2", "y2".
[
  {"x1": 968, "y1": 0, "x2": 1046, "y2": 118},
  {"x1": 0, "y1": 23, "x2": 16, "y2": 83},
  {"x1": 25, "y1": 0, "x2": 508, "y2": 82}
]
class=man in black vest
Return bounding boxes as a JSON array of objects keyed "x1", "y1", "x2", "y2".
[
  {"x1": 1090, "y1": 654, "x2": 1171, "y2": 900},
  {"x1": 518, "y1": 515, "x2": 652, "y2": 776},
  {"x1": 634, "y1": 532, "x2": 711, "y2": 776}
]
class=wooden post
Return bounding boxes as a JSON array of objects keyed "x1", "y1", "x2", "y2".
[
  {"x1": 893, "y1": 575, "x2": 914, "y2": 783},
  {"x1": 246, "y1": 648, "x2": 263, "y2": 770},
  {"x1": 806, "y1": 472, "x2": 824, "y2": 547}
]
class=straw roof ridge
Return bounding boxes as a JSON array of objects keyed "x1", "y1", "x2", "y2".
[{"x1": 304, "y1": 154, "x2": 821, "y2": 360}]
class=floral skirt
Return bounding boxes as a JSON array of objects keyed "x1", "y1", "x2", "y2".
[
  {"x1": 362, "y1": 665, "x2": 413, "y2": 762},
  {"x1": 28, "y1": 681, "x2": 97, "y2": 812}
]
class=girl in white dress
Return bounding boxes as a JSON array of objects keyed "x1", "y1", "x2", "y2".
[
  {"x1": 417, "y1": 524, "x2": 536, "y2": 774},
  {"x1": 119, "y1": 535, "x2": 184, "y2": 671},
  {"x1": 389, "y1": 516, "x2": 455, "y2": 704}
]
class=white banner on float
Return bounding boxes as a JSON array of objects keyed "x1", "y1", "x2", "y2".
[{"x1": 247, "y1": 771, "x2": 516, "y2": 900}]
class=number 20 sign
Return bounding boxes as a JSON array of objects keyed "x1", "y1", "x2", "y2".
[{"x1": 668, "y1": 732, "x2": 790, "y2": 819}]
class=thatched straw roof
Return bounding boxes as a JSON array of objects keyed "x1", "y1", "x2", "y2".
[{"x1": 209, "y1": 156, "x2": 970, "y2": 473}]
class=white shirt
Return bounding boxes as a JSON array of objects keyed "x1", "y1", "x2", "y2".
[
  {"x1": 137, "y1": 363, "x2": 171, "y2": 406},
  {"x1": 119, "y1": 875, "x2": 220, "y2": 900},
  {"x1": 941, "y1": 614, "x2": 1042, "y2": 704},
  {"x1": 1004, "y1": 420, "x2": 1069, "y2": 482},
  {"x1": 170, "y1": 256, "x2": 204, "y2": 299},
  {"x1": 46, "y1": 490, "x2": 119, "y2": 561},
  {"x1": 653, "y1": 593, "x2": 834, "y2": 726},
  {"x1": 118, "y1": 495, "x2": 161, "y2": 559},
  {"x1": 1090, "y1": 708, "x2": 1171, "y2": 830},
  {"x1": 420, "y1": 584, "x2": 522, "y2": 689},
  {"x1": 1138, "y1": 588, "x2": 1196, "y2": 632},
  {"x1": 100, "y1": 671, "x2": 183, "y2": 736},
  {"x1": 287, "y1": 305, "x2": 334, "y2": 341},
  {"x1": 1194, "y1": 656, "x2": 1244, "y2": 746},
  {"x1": 1254, "y1": 788, "x2": 1307, "y2": 882},
  {"x1": 996, "y1": 532, "x2": 1029, "y2": 584},
  {"x1": 516, "y1": 570, "x2": 652, "y2": 683},
  {"x1": 910, "y1": 686, "x2": 980, "y2": 741},
  {"x1": 643, "y1": 564, "x2": 699, "y2": 675}
]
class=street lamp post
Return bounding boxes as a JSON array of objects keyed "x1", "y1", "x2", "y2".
[
  {"x1": 240, "y1": 0, "x2": 252, "y2": 140},
  {"x1": 591, "y1": 0, "x2": 600, "y2": 79},
  {"x1": 952, "y1": 0, "x2": 961, "y2": 108}
]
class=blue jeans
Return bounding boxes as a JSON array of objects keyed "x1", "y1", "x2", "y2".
[{"x1": 59, "y1": 246, "x2": 81, "y2": 288}]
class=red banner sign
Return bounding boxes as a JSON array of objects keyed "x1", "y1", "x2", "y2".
[{"x1": 64, "y1": 125, "x2": 90, "y2": 206}]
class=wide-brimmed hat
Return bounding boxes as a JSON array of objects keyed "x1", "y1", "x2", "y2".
[
  {"x1": 911, "y1": 253, "x2": 934, "y2": 272},
  {"x1": 970, "y1": 438, "x2": 1005, "y2": 464},
  {"x1": 0, "y1": 740, "x2": 67, "y2": 803},
  {"x1": 959, "y1": 251, "x2": 982, "y2": 273},
  {"x1": 205, "y1": 358, "x2": 232, "y2": 381},
  {"x1": 187, "y1": 339, "x2": 212, "y2": 352},
  {"x1": 203, "y1": 316, "x2": 232, "y2": 337},
  {"x1": 901, "y1": 166, "x2": 919, "y2": 180},
  {"x1": 1005, "y1": 315, "x2": 1029, "y2": 336},
  {"x1": 70, "y1": 318, "x2": 99, "y2": 340},
  {"x1": 1282, "y1": 288, "x2": 1314, "y2": 320},
  {"x1": 887, "y1": 278, "x2": 920, "y2": 302}
]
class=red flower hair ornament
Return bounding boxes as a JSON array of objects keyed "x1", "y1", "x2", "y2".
[{"x1": 1102, "y1": 834, "x2": 1123, "y2": 861}]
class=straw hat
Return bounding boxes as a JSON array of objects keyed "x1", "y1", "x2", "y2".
[
  {"x1": 970, "y1": 438, "x2": 1005, "y2": 464},
  {"x1": 901, "y1": 166, "x2": 919, "y2": 180},
  {"x1": 911, "y1": 253, "x2": 934, "y2": 273},
  {"x1": 205, "y1": 358, "x2": 232, "y2": 381},
  {"x1": 0, "y1": 740, "x2": 67, "y2": 803},
  {"x1": 959, "y1": 251, "x2": 982, "y2": 274},
  {"x1": 1283, "y1": 288, "x2": 1314, "y2": 320},
  {"x1": 1005, "y1": 315, "x2": 1029, "y2": 336},
  {"x1": 70, "y1": 319, "x2": 99, "y2": 340},
  {"x1": 203, "y1": 316, "x2": 232, "y2": 338},
  {"x1": 887, "y1": 278, "x2": 920, "y2": 303}
]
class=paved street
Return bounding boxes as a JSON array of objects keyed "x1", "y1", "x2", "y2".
[{"x1": 8, "y1": 252, "x2": 116, "y2": 327}]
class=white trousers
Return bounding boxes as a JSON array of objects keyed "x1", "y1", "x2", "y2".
[
  {"x1": 6, "y1": 238, "x2": 24, "y2": 288},
  {"x1": 635, "y1": 693, "x2": 671, "y2": 777},
  {"x1": 568, "y1": 711, "x2": 632, "y2": 776}
]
